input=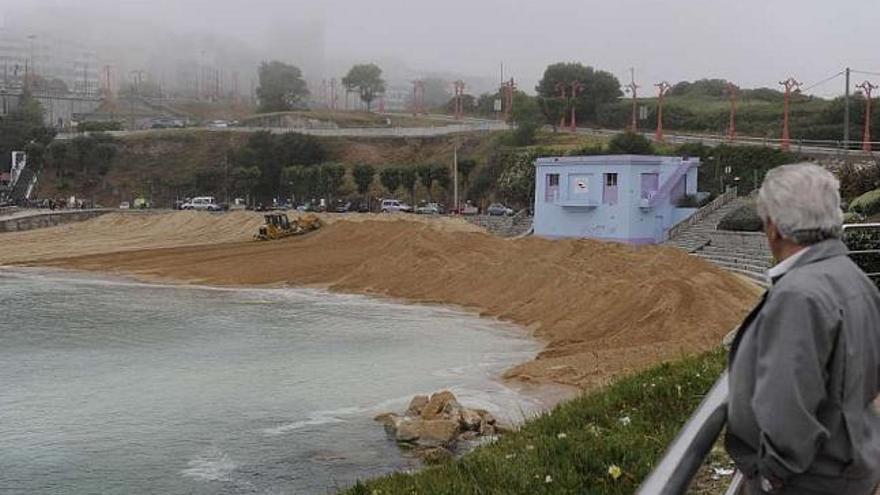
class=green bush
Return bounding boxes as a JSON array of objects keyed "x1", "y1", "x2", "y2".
[
  {"x1": 848, "y1": 188, "x2": 880, "y2": 217},
  {"x1": 607, "y1": 132, "x2": 654, "y2": 155},
  {"x1": 718, "y1": 203, "x2": 763, "y2": 232}
]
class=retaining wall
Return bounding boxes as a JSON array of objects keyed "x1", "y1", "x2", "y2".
[
  {"x1": 466, "y1": 214, "x2": 533, "y2": 237},
  {"x1": 0, "y1": 209, "x2": 114, "y2": 233},
  {"x1": 708, "y1": 230, "x2": 770, "y2": 252}
]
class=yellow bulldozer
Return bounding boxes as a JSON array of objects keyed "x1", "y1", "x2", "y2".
[{"x1": 254, "y1": 212, "x2": 322, "y2": 241}]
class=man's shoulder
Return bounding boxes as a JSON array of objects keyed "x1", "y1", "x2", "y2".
[{"x1": 776, "y1": 253, "x2": 878, "y2": 305}]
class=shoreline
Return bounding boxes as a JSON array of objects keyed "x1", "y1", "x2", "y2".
[{"x1": 0, "y1": 212, "x2": 761, "y2": 392}]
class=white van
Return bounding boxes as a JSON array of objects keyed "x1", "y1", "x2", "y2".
[
  {"x1": 181, "y1": 196, "x2": 222, "y2": 211},
  {"x1": 380, "y1": 199, "x2": 413, "y2": 213}
]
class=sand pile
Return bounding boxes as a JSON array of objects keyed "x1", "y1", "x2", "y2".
[{"x1": 2, "y1": 213, "x2": 759, "y2": 389}]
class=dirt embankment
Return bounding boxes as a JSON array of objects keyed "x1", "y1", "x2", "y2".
[{"x1": 1, "y1": 212, "x2": 760, "y2": 390}]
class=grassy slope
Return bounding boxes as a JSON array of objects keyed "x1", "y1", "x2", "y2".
[{"x1": 344, "y1": 350, "x2": 730, "y2": 495}]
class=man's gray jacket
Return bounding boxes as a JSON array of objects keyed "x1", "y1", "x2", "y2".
[{"x1": 726, "y1": 239, "x2": 880, "y2": 492}]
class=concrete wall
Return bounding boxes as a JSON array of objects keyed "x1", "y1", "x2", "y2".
[
  {"x1": 533, "y1": 155, "x2": 699, "y2": 244},
  {"x1": 1, "y1": 91, "x2": 102, "y2": 127},
  {"x1": 0, "y1": 209, "x2": 113, "y2": 233}
]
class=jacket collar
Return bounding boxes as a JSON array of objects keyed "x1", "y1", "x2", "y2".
[{"x1": 770, "y1": 238, "x2": 849, "y2": 283}]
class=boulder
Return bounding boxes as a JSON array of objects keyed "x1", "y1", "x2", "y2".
[
  {"x1": 460, "y1": 409, "x2": 483, "y2": 431},
  {"x1": 417, "y1": 419, "x2": 460, "y2": 446},
  {"x1": 395, "y1": 419, "x2": 421, "y2": 443},
  {"x1": 476, "y1": 409, "x2": 497, "y2": 425},
  {"x1": 374, "y1": 412, "x2": 400, "y2": 428},
  {"x1": 421, "y1": 390, "x2": 460, "y2": 420},
  {"x1": 406, "y1": 395, "x2": 429, "y2": 416},
  {"x1": 479, "y1": 422, "x2": 496, "y2": 437}
]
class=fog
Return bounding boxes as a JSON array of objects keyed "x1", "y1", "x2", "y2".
[{"x1": 0, "y1": 0, "x2": 877, "y2": 97}]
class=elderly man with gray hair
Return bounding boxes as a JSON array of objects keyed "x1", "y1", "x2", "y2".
[{"x1": 725, "y1": 163, "x2": 880, "y2": 494}]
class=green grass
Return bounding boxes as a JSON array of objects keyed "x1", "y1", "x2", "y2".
[{"x1": 343, "y1": 350, "x2": 727, "y2": 495}]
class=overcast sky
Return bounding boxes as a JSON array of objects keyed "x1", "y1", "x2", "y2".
[{"x1": 1, "y1": 0, "x2": 876, "y2": 96}]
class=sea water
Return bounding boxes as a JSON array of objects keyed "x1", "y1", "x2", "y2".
[{"x1": 0, "y1": 268, "x2": 542, "y2": 494}]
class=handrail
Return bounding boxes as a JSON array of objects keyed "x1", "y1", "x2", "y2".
[
  {"x1": 666, "y1": 187, "x2": 738, "y2": 242},
  {"x1": 636, "y1": 372, "x2": 731, "y2": 495}
]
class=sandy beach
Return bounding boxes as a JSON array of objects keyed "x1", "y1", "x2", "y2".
[{"x1": 0, "y1": 211, "x2": 761, "y2": 390}]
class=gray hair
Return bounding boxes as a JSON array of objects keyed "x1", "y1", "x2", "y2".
[{"x1": 756, "y1": 163, "x2": 843, "y2": 245}]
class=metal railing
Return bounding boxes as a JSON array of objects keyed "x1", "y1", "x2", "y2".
[
  {"x1": 843, "y1": 223, "x2": 880, "y2": 284},
  {"x1": 666, "y1": 187, "x2": 739, "y2": 242}
]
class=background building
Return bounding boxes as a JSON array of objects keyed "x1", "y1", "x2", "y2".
[{"x1": 533, "y1": 155, "x2": 700, "y2": 244}]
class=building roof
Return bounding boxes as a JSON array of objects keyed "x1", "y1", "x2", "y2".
[{"x1": 535, "y1": 154, "x2": 699, "y2": 168}]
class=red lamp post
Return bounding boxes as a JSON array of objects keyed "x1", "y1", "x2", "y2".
[
  {"x1": 654, "y1": 81, "x2": 671, "y2": 142},
  {"x1": 779, "y1": 77, "x2": 802, "y2": 151},
  {"x1": 725, "y1": 82, "x2": 738, "y2": 141},
  {"x1": 857, "y1": 80, "x2": 877, "y2": 152},
  {"x1": 625, "y1": 70, "x2": 639, "y2": 133}
]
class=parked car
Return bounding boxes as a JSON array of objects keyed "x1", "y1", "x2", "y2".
[
  {"x1": 335, "y1": 200, "x2": 352, "y2": 213},
  {"x1": 208, "y1": 120, "x2": 229, "y2": 128},
  {"x1": 416, "y1": 202, "x2": 444, "y2": 215},
  {"x1": 380, "y1": 199, "x2": 413, "y2": 213},
  {"x1": 118, "y1": 201, "x2": 130, "y2": 209},
  {"x1": 487, "y1": 203, "x2": 514, "y2": 216},
  {"x1": 357, "y1": 202, "x2": 371, "y2": 213},
  {"x1": 181, "y1": 196, "x2": 222, "y2": 211}
]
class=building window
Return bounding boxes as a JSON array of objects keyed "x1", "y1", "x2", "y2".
[
  {"x1": 640, "y1": 173, "x2": 660, "y2": 200},
  {"x1": 603, "y1": 173, "x2": 619, "y2": 205},
  {"x1": 569, "y1": 174, "x2": 591, "y2": 197},
  {"x1": 545, "y1": 173, "x2": 560, "y2": 202}
]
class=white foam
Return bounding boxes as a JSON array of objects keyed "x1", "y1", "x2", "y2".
[{"x1": 181, "y1": 449, "x2": 237, "y2": 482}]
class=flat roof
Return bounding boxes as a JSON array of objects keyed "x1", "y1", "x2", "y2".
[{"x1": 535, "y1": 154, "x2": 699, "y2": 167}]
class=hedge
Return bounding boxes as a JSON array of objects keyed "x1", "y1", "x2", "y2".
[
  {"x1": 717, "y1": 203, "x2": 763, "y2": 232},
  {"x1": 848, "y1": 188, "x2": 880, "y2": 218}
]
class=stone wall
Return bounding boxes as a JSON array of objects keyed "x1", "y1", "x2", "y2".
[
  {"x1": 465, "y1": 214, "x2": 533, "y2": 237},
  {"x1": 0, "y1": 209, "x2": 114, "y2": 233},
  {"x1": 708, "y1": 230, "x2": 770, "y2": 253}
]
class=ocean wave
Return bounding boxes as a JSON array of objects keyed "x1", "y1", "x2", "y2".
[{"x1": 181, "y1": 449, "x2": 237, "y2": 482}]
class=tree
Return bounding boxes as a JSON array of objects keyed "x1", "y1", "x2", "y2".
[
  {"x1": 535, "y1": 62, "x2": 622, "y2": 125},
  {"x1": 431, "y1": 164, "x2": 451, "y2": 197},
  {"x1": 233, "y1": 166, "x2": 261, "y2": 204},
  {"x1": 456, "y1": 159, "x2": 477, "y2": 194},
  {"x1": 352, "y1": 164, "x2": 376, "y2": 198},
  {"x1": 256, "y1": 61, "x2": 309, "y2": 113},
  {"x1": 510, "y1": 92, "x2": 545, "y2": 145},
  {"x1": 416, "y1": 164, "x2": 434, "y2": 200},
  {"x1": 318, "y1": 164, "x2": 346, "y2": 201},
  {"x1": 379, "y1": 167, "x2": 400, "y2": 196},
  {"x1": 421, "y1": 77, "x2": 453, "y2": 107},
  {"x1": 397, "y1": 167, "x2": 417, "y2": 205},
  {"x1": 0, "y1": 91, "x2": 53, "y2": 172},
  {"x1": 342, "y1": 64, "x2": 385, "y2": 112}
]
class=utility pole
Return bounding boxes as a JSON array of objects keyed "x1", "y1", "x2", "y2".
[
  {"x1": 625, "y1": 68, "x2": 639, "y2": 132},
  {"x1": 844, "y1": 67, "x2": 851, "y2": 150},
  {"x1": 725, "y1": 82, "x2": 738, "y2": 141},
  {"x1": 453, "y1": 144, "x2": 459, "y2": 213},
  {"x1": 856, "y1": 80, "x2": 877, "y2": 152},
  {"x1": 453, "y1": 80, "x2": 465, "y2": 120},
  {"x1": 570, "y1": 80, "x2": 583, "y2": 131},
  {"x1": 654, "y1": 81, "x2": 671, "y2": 142},
  {"x1": 779, "y1": 77, "x2": 802, "y2": 151}
]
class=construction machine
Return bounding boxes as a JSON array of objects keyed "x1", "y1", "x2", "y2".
[{"x1": 254, "y1": 213, "x2": 322, "y2": 241}]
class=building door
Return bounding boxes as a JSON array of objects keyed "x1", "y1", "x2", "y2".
[
  {"x1": 603, "y1": 173, "x2": 618, "y2": 205},
  {"x1": 640, "y1": 173, "x2": 660, "y2": 200}
]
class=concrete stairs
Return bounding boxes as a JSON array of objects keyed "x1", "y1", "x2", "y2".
[
  {"x1": 664, "y1": 199, "x2": 747, "y2": 252},
  {"x1": 692, "y1": 245, "x2": 771, "y2": 288}
]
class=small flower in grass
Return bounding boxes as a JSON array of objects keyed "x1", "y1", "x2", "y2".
[
  {"x1": 545, "y1": 475, "x2": 553, "y2": 484},
  {"x1": 505, "y1": 453, "x2": 516, "y2": 460},
  {"x1": 608, "y1": 464, "x2": 623, "y2": 480},
  {"x1": 587, "y1": 423, "x2": 602, "y2": 436},
  {"x1": 677, "y1": 384, "x2": 683, "y2": 398},
  {"x1": 526, "y1": 444, "x2": 535, "y2": 451},
  {"x1": 619, "y1": 416, "x2": 631, "y2": 426},
  {"x1": 557, "y1": 432, "x2": 567, "y2": 439}
]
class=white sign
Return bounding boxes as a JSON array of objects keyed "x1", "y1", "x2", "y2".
[
  {"x1": 639, "y1": 105, "x2": 649, "y2": 121},
  {"x1": 493, "y1": 99, "x2": 502, "y2": 112}
]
